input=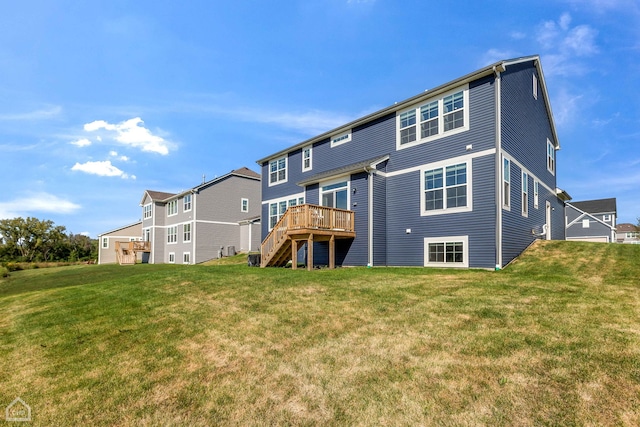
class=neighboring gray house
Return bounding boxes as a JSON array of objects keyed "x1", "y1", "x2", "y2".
[
  {"x1": 140, "y1": 167, "x2": 261, "y2": 264},
  {"x1": 97, "y1": 221, "x2": 142, "y2": 264},
  {"x1": 258, "y1": 55, "x2": 569, "y2": 269},
  {"x1": 565, "y1": 198, "x2": 617, "y2": 243},
  {"x1": 616, "y1": 223, "x2": 640, "y2": 244}
]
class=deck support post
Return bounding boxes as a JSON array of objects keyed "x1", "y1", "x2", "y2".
[
  {"x1": 329, "y1": 235, "x2": 335, "y2": 269},
  {"x1": 307, "y1": 234, "x2": 314, "y2": 271},
  {"x1": 291, "y1": 238, "x2": 298, "y2": 270}
]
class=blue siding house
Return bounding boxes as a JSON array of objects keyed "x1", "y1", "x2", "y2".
[{"x1": 257, "y1": 56, "x2": 570, "y2": 269}]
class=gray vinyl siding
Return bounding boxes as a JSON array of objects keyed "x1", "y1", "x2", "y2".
[
  {"x1": 386, "y1": 154, "x2": 496, "y2": 267},
  {"x1": 342, "y1": 171, "x2": 369, "y2": 266},
  {"x1": 97, "y1": 222, "x2": 142, "y2": 264},
  {"x1": 565, "y1": 205, "x2": 611, "y2": 241},
  {"x1": 195, "y1": 222, "x2": 241, "y2": 263},
  {"x1": 196, "y1": 175, "x2": 260, "y2": 223},
  {"x1": 500, "y1": 60, "x2": 564, "y2": 266},
  {"x1": 373, "y1": 172, "x2": 387, "y2": 266}
]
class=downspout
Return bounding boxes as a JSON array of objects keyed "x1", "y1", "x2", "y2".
[
  {"x1": 494, "y1": 64, "x2": 504, "y2": 269},
  {"x1": 366, "y1": 167, "x2": 374, "y2": 267},
  {"x1": 192, "y1": 191, "x2": 197, "y2": 263}
]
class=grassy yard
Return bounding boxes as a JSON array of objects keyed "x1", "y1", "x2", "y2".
[{"x1": 1, "y1": 241, "x2": 639, "y2": 426}]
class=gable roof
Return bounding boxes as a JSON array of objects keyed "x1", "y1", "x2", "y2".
[
  {"x1": 617, "y1": 223, "x2": 639, "y2": 233},
  {"x1": 256, "y1": 55, "x2": 559, "y2": 164},
  {"x1": 97, "y1": 221, "x2": 142, "y2": 237},
  {"x1": 569, "y1": 198, "x2": 617, "y2": 215},
  {"x1": 140, "y1": 167, "x2": 260, "y2": 205}
]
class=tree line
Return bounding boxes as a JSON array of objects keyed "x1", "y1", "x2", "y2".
[{"x1": 0, "y1": 217, "x2": 97, "y2": 263}]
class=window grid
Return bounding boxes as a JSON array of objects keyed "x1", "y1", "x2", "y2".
[
  {"x1": 167, "y1": 226, "x2": 177, "y2": 244},
  {"x1": 183, "y1": 194, "x2": 192, "y2": 212},
  {"x1": 534, "y1": 181, "x2": 539, "y2": 209},
  {"x1": 183, "y1": 223, "x2": 191, "y2": 242},
  {"x1": 424, "y1": 163, "x2": 467, "y2": 212},
  {"x1": 547, "y1": 139, "x2": 555, "y2": 174},
  {"x1": 241, "y1": 198, "x2": 249, "y2": 213},
  {"x1": 167, "y1": 200, "x2": 178, "y2": 216},
  {"x1": 302, "y1": 146, "x2": 312, "y2": 171},
  {"x1": 269, "y1": 157, "x2": 287, "y2": 185},
  {"x1": 522, "y1": 172, "x2": 528, "y2": 216},
  {"x1": 143, "y1": 204, "x2": 152, "y2": 219},
  {"x1": 503, "y1": 158, "x2": 511, "y2": 209}
]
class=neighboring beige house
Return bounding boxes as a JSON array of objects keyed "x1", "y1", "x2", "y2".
[
  {"x1": 97, "y1": 222, "x2": 143, "y2": 264},
  {"x1": 616, "y1": 223, "x2": 640, "y2": 244},
  {"x1": 140, "y1": 167, "x2": 261, "y2": 264}
]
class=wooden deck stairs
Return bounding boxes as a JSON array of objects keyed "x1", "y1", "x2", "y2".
[
  {"x1": 261, "y1": 204, "x2": 355, "y2": 270},
  {"x1": 115, "y1": 241, "x2": 151, "y2": 265}
]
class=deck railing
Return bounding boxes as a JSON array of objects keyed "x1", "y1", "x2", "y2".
[
  {"x1": 261, "y1": 204, "x2": 354, "y2": 267},
  {"x1": 115, "y1": 241, "x2": 151, "y2": 265}
]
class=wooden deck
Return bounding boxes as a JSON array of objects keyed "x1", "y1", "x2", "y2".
[
  {"x1": 115, "y1": 241, "x2": 151, "y2": 265},
  {"x1": 261, "y1": 204, "x2": 355, "y2": 269}
]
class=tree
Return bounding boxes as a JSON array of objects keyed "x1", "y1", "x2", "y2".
[{"x1": 0, "y1": 217, "x2": 57, "y2": 262}]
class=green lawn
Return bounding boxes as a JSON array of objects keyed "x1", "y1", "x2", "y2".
[{"x1": 1, "y1": 241, "x2": 639, "y2": 426}]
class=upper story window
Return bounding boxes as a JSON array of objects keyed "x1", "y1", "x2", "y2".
[
  {"x1": 167, "y1": 200, "x2": 178, "y2": 216},
  {"x1": 302, "y1": 145, "x2": 312, "y2": 172},
  {"x1": 522, "y1": 172, "x2": 529, "y2": 217},
  {"x1": 533, "y1": 74, "x2": 538, "y2": 100},
  {"x1": 102, "y1": 237, "x2": 108, "y2": 249},
  {"x1": 534, "y1": 180, "x2": 539, "y2": 209},
  {"x1": 503, "y1": 158, "x2": 511, "y2": 209},
  {"x1": 547, "y1": 139, "x2": 555, "y2": 175},
  {"x1": 241, "y1": 198, "x2": 249, "y2": 213},
  {"x1": 167, "y1": 226, "x2": 177, "y2": 243},
  {"x1": 397, "y1": 86, "x2": 469, "y2": 150},
  {"x1": 269, "y1": 156, "x2": 287, "y2": 186},
  {"x1": 183, "y1": 194, "x2": 192, "y2": 212},
  {"x1": 421, "y1": 162, "x2": 470, "y2": 215},
  {"x1": 330, "y1": 131, "x2": 351, "y2": 147},
  {"x1": 143, "y1": 204, "x2": 152, "y2": 219},
  {"x1": 603, "y1": 214, "x2": 611, "y2": 222}
]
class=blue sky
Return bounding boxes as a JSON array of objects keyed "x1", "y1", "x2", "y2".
[{"x1": 0, "y1": 0, "x2": 638, "y2": 237}]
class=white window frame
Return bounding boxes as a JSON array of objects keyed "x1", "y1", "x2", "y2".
[
  {"x1": 424, "y1": 235, "x2": 469, "y2": 268},
  {"x1": 167, "y1": 226, "x2": 177, "y2": 244},
  {"x1": 168, "y1": 252, "x2": 175, "y2": 263},
  {"x1": 143, "y1": 204, "x2": 152, "y2": 219},
  {"x1": 397, "y1": 85, "x2": 470, "y2": 150},
  {"x1": 183, "y1": 223, "x2": 191, "y2": 243},
  {"x1": 603, "y1": 214, "x2": 611, "y2": 222},
  {"x1": 534, "y1": 180, "x2": 539, "y2": 209},
  {"x1": 183, "y1": 194, "x2": 192, "y2": 212},
  {"x1": 268, "y1": 156, "x2": 288, "y2": 186},
  {"x1": 167, "y1": 200, "x2": 178, "y2": 217},
  {"x1": 522, "y1": 171, "x2": 528, "y2": 217},
  {"x1": 503, "y1": 157, "x2": 511, "y2": 210},
  {"x1": 266, "y1": 194, "x2": 305, "y2": 231},
  {"x1": 420, "y1": 161, "x2": 472, "y2": 216},
  {"x1": 102, "y1": 237, "x2": 108, "y2": 249},
  {"x1": 547, "y1": 139, "x2": 555, "y2": 175},
  {"x1": 241, "y1": 198, "x2": 249, "y2": 213},
  {"x1": 582, "y1": 219, "x2": 590, "y2": 228},
  {"x1": 302, "y1": 145, "x2": 312, "y2": 171},
  {"x1": 330, "y1": 131, "x2": 351, "y2": 147},
  {"x1": 320, "y1": 178, "x2": 350, "y2": 210},
  {"x1": 183, "y1": 252, "x2": 191, "y2": 264},
  {"x1": 533, "y1": 74, "x2": 538, "y2": 100}
]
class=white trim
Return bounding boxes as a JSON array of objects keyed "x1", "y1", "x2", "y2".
[
  {"x1": 330, "y1": 130, "x2": 352, "y2": 147},
  {"x1": 547, "y1": 138, "x2": 556, "y2": 175},
  {"x1": 424, "y1": 235, "x2": 469, "y2": 268},
  {"x1": 183, "y1": 223, "x2": 192, "y2": 243},
  {"x1": 168, "y1": 252, "x2": 175, "y2": 263},
  {"x1": 167, "y1": 199, "x2": 178, "y2": 217},
  {"x1": 533, "y1": 74, "x2": 538, "y2": 100},
  {"x1": 183, "y1": 194, "x2": 192, "y2": 212},
  {"x1": 241, "y1": 198, "x2": 249, "y2": 213},
  {"x1": 183, "y1": 252, "x2": 191, "y2": 264},
  {"x1": 143, "y1": 203, "x2": 152, "y2": 219},
  {"x1": 420, "y1": 161, "x2": 472, "y2": 216},
  {"x1": 396, "y1": 85, "x2": 470, "y2": 151},
  {"x1": 319, "y1": 177, "x2": 350, "y2": 210},
  {"x1": 262, "y1": 191, "x2": 306, "y2": 206},
  {"x1": 266, "y1": 194, "x2": 306, "y2": 231},
  {"x1": 521, "y1": 171, "x2": 529, "y2": 217},
  {"x1": 502, "y1": 156, "x2": 511, "y2": 211},
  {"x1": 368, "y1": 170, "x2": 374, "y2": 267},
  {"x1": 268, "y1": 156, "x2": 288, "y2": 187}
]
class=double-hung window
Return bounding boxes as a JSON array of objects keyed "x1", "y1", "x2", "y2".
[
  {"x1": 241, "y1": 198, "x2": 249, "y2": 213},
  {"x1": 503, "y1": 158, "x2": 511, "y2": 209},
  {"x1": 183, "y1": 252, "x2": 190, "y2": 264},
  {"x1": 183, "y1": 194, "x2": 192, "y2": 212},
  {"x1": 183, "y1": 223, "x2": 191, "y2": 242},
  {"x1": 167, "y1": 200, "x2": 178, "y2": 216},
  {"x1": 522, "y1": 172, "x2": 529, "y2": 216},
  {"x1": 268, "y1": 195, "x2": 305, "y2": 230},
  {"x1": 547, "y1": 139, "x2": 555, "y2": 174},
  {"x1": 398, "y1": 87, "x2": 468, "y2": 149},
  {"x1": 167, "y1": 226, "x2": 177, "y2": 244},
  {"x1": 534, "y1": 180, "x2": 539, "y2": 209},
  {"x1": 302, "y1": 146, "x2": 312, "y2": 171},
  {"x1": 422, "y1": 162, "x2": 468, "y2": 214},
  {"x1": 143, "y1": 204, "x2": 152, "y2": 219},
  {"x1": 269, "y1": 156, "x2": 287, "y2": 185}
]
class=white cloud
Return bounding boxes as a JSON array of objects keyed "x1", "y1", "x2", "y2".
[
  {"x1": 71, "y1": 160, "x2": 135, "y2": 180},
  {"x1": 0, "y1": 192, "x2": 81, "y2": 219},
  {"x1": 83, "y1": 117, "x2": 173, "y2": 155},
  {"x1": 551, "y1": 88, "x2": 584, "y2": 126},
  {"x1": 71, "y1": 138, "x2": 92, "y2": 147},
  {"x1": 479, "y1": 48, "x2": 521, "y2": 67},
  {"x1": 0, "y1": 105, "x2": 62, "y2": 121}
]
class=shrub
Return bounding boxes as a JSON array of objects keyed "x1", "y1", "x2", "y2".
[{"x1": 0, "y1": 266, "x2": 9, "y2": 278}]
